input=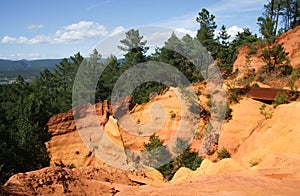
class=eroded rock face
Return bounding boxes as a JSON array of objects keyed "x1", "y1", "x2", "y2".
[
  {"x1": 233, "y1": 25, "x2": 300, "y2": 78},
  {"x1": 45, "y1": 101, "x2": 124, "y2": 168},
  {"x1": 3, "y1": 95, "x2": 300, "y2": 195},
  {"x1": 2, "y1": 166, "x2": 134, "y2": 196}
]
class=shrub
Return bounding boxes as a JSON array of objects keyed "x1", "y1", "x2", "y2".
[
  {"x1": 206, "y1": 99, "x2": 213, "y2": 108},
  {"x1": 228, "y1": 88, "x2": 244, "y2": 103},
  {"x1": 170, "y1": 110, "x2": 176, "y2": 119},
  {"x1": 279, "y1": 64, "x2": 293, "y2": 76},
  {"x1": 247, "y1": 44, "x2": 257, "y2": 55},
  {"x1": 143, "y1": 134, "x2": 173, "y2": 179},
  {"x1": 288, "y1": 66, "x2": 300, "y2": 94},
  {"x1": 260, "y1": 43, "x2": 290, "y2": 74},
  {"x1": 252, "y1": 83, "x2": 260, "y2": 88},
  {"x1": 143, "y1": 135, "x2": 203, "y2": 181},
  {"x1": 172, "y1": 138, "x2": 203, "y2": 173},
  {"x1": 225, "y1": 102, "x2": 233, "y2": 121},
  {"x1": 194, "y1": 131, "x2": 204, "y2": 139},
  {"x1": 259, "y1": 104, "x2": 273, "y2": 119},
  {"x1": 217, "y1": 147, "x2": 231, "y2": 159},
  {"x1": 68, "y1": 164, "x2": 76, "y2": 169},
  {"x1": 273, "y1": 92, "x2": 288, "y2": 108}
]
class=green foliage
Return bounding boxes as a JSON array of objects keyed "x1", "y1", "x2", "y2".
[
  {"x1": 248, "y1": 44, "x2": 258, "y2": 55},
  {"x1": 228, "y1": 88, "x2": 244, "y2": 103},
  {"x1": 231, "y1": 28, "x2": 260, "y2": 49},
  {"x1": 288, "y1": 65, "x2": 300, "y2": 96},
  {"x1": 0, "y1": 79, "x2": 50, "y2": 184},
  {"x1": 118, "y1": 29, "x2": 148, "y2": 69},
  {"x1": 257, "y1": 16, "x2": 275, "y2": 42},
  {"x1": 131, "y1": 82, "x2": 167, "y2": 105},
  {"x1": 68, "y1": 164, "x2": 76, "y2": 169},
  {"x1": 263, "y1": 0, "x2": 300, "y2": 33},
  {"x1": 143, "y1": 135, "x2": 202, "y2": 181},
  {"x1": 206, "y1": 99, "x2": 213, "y2": 108},
  {"x1": 259, "y1": 104, "x2": 273, "y2": 119},
  {"x1": 173, "y1": 138, "x2": 203, "y2": 171},
  {"x1": 252, "y1": 83, "x2": 260, "y2": 88},
  {"x1": 142, "y1": 134, "x2": 173, "y2": 179},
  {"x1": 216, "y1": 25, "x2": 236, "y2": 77},
  {"x1": 196, "y1": 8, "x2": 218, "y2": 58},
  {"x1": 155, "y1": 33, "x2": 204, "y2": 83},
  {"x1": 260, "y1": 43, "x2": 290, "y2": 74},
  {"x1": 0, "y1": 52, "x2": 86, "y2": 184},
  {"x1": 96, "y1": 55, "x2": 120, "y2": 101},
  {"x1": 225, "y1": 102, "x2": 233, "y2": 121},
  {"x1": 143, "y1": 134, "x2": 172, "y2": 168},
  {"x1": 257, "y1": 7, "x2": 292, "y2": 76},
  {"x1": 217, "y1": 147, "x2": 231, "y2": 159},
  {"x1": 273, "y1": 92, "x2": 289, "y2": 107}
]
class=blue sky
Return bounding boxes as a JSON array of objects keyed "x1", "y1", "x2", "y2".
[{"x1": 0, "y1": 0, "x2": 266, "y2": 60}]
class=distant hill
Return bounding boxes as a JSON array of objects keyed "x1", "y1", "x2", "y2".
[{"x1": 0, "y1": 59, "x2": 62, "y2": 82}]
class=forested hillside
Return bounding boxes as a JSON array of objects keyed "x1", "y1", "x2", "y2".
[{"x1": 0, "y1": 59, "x2": 61, "y2": 83}]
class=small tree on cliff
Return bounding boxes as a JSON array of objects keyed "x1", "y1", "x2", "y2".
[
  {"x1": 257, "y1": 16, "x2": 291, "y2": 74},
  {"x1": 143, "y1": 135, "x2": 202, "y2": 180},
  {"x1": 143, "y1": 134, "x2": 173, "y2": 180}
]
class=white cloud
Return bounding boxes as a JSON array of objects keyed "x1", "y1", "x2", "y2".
[
  {"x1": 2, "y1": 36, "x2": 28, "y2": 44},
  {"x1": 215, "y1": 25, "x2": 244, "y2": 41},
  {"x1": 1, "y1": 21, "x2": 108, "y2": 44},
  {"x1": 227, "y1": 26, "x2": 244, "y2": 39},
  {"x1": 174, "y1": 28, "x2": 197, "y2": 38},
  {"x1": 27, "y1": 24, "x2": 44, "y2": 30},
  {"x1": 54, "y1": 21, "x2": 107, "y2": 43}
]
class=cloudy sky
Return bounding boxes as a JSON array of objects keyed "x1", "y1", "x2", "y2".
[{"x1": 0, "y1": 0, "x2": 266, "y2": 60}]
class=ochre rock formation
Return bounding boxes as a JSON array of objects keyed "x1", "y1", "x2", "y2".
[
  {"x1": 45, "y1": 101, "x2": 123, "y2": 168},
  {"x1": 233, "y1": 25, "x2": 300, "y2": 77}
]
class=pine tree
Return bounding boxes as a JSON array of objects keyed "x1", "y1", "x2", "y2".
[
  {"x1": 118, "y1": 29, "x2": 148, "y2": 70},
  {"x1": 216, "y1": 25, "x2": 234, "y2": 77},
  {"x1": 196, "y1": 8, "x2": 218, "y2": 58}
]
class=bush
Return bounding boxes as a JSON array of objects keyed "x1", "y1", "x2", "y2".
[
  {"x1": 260, "y1": 43, "x2": 290, "y2": 74},
  {"x1": 217, "y1": 147, "x2": 231, "y2": 159},
  {"x1": 143, "y1": 135, "x2": 203, "y2": 180},
  {"x1": 247, "y1": 44, "x2": 257, "y2": 55},
  {"x1": 279, "y1": 64, "x2": 293, "y2": 76},
  {"x1": 228, "y1": 88, "x2": 245, "y2": 103},
  {"x1": 170, "y1": 110, "x2": 176, "y2": 119},
  {"x1": 206, "y1": 99, "x2": 214, "y2": 108},
  {"x1": 273, "y1": 92, "x2": 289, "y2": 108},
  {"x1": 259, "y1": 104, "x2": 273, "y2": 119},
  {"x1": 252, "y1": 83, "x2": 260, "y2": 88},
  {"x1": 288, "y1": 65, "x2": 300, "y2": 94},
  {"x1": 68, "y1": 164, "x2": 76, "y2": 169}
]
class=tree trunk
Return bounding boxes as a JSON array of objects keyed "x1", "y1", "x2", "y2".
[
  {"x1": 292, "y1": 0, "x2": 299, "y2": 28},
  {"x1": 274, "y1": 0, "x2": 282, "y2": 35},
  {"x1": 271, "y1": 0, "x2": 275, "y2": 19}
]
